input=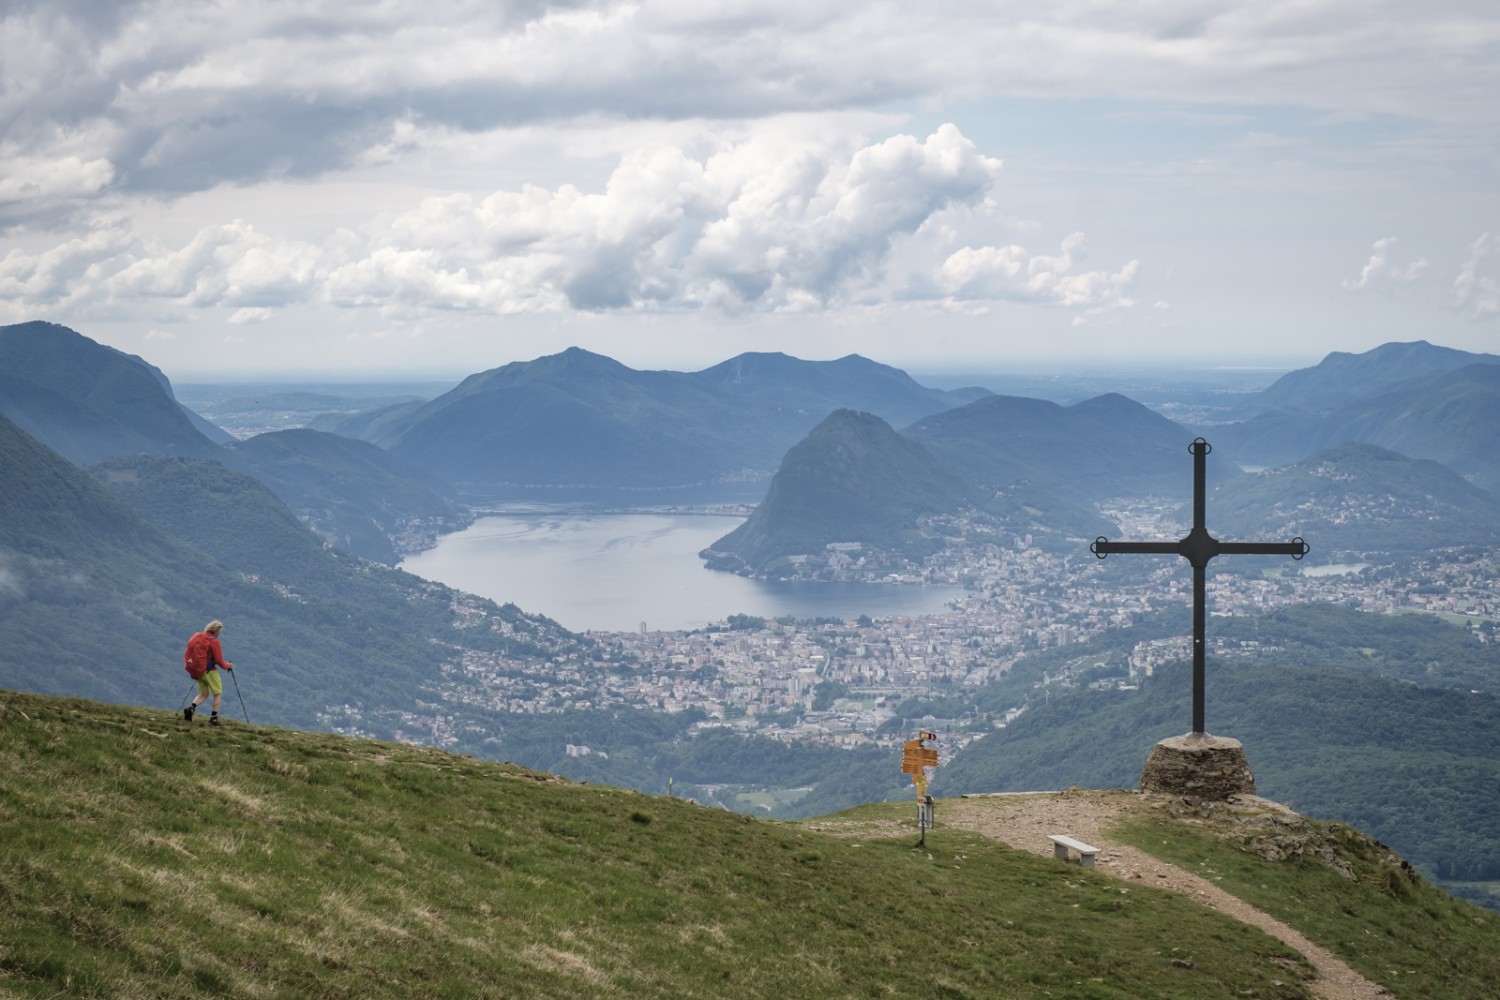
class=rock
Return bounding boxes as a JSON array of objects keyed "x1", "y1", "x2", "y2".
[{"x1": 1139, "y1": 733, "x2": 1255, "y2": 800}]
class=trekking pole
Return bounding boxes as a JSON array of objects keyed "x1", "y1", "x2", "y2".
[{"x1": 228, "y1": 668, "x2": 251, "y2": 725}]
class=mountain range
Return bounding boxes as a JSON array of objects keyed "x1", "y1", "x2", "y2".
[
  {"x1": 9, "y1": 321, "x2": 1496, "y2": 570},
  {"x1": 700, "y1": 342, "x2": 1500, "y2": 577},
  {"x1": 1216, "y1": 345, "x2": 1500, "y2": 494},
  {"x1": 0, "y1": 322, "x2": 466, "y2": 564},
  {"x1": 1235, "y1": 339, "x2": 1500, "y2": 416},
  {"x1": 349, "y1": 346, "x2": 981, "y2": 495}
]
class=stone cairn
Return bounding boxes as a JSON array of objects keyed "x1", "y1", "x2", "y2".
[{"x1": 1140, "y1": 734, "x2": 1256, "y2": 800}]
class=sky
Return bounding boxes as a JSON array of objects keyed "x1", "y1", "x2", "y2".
[{"x1": 2, "y1": 1, "x2": 1498, "y2": 380}]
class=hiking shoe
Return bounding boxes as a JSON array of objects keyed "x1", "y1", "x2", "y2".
[
  {"x1": 184, "y1": 705, "x2": 195, "y2": 722},
  {"x1": 209, "y1": 714, "x2": 220, "y2": 726}
]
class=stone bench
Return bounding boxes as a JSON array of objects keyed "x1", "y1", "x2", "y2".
[{"x1": 1048, "y1": 834, "x2": 1100, "y2": 868}]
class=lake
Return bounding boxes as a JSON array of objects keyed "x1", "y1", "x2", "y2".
[{"x1": 400, "y1": 510, "x2": 964, "y2": 633}]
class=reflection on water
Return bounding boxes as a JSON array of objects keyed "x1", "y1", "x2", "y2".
[{"x1": 401, "y1": 512, "x2": 963, "y2": 633}]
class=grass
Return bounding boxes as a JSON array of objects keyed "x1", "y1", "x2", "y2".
[
  {"x1": 1109, "y1": 798, "x2": 1500, "y2": 1000},
  {"x1": 0, "y1": 691, "x2": 1325, "y2": 1000}
]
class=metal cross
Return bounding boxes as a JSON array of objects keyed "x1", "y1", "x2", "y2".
[{"x1": 1090, "y1": 438, "x2": 1308, "y2": 736}]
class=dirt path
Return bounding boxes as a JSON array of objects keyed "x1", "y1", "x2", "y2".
[{"x1": 938, "y1": 791, "x2": 1389, "y2": 1000}]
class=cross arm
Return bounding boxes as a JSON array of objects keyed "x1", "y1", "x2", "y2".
[
  {"x1": 1217, "y1": 539, "x2": 1309, "y2": 559},
  {"x1": 1090, "y1": 538, "x2": 1178, "y2": 558}
]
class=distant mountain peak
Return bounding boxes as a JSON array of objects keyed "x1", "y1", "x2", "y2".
[{"x1": 1245, "y1": 340, "x2": 1500, "y2": 417}]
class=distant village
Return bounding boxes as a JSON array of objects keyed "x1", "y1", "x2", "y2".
[{"x1": 328, "y1": 498, "x2": 1499, "y2": 754}]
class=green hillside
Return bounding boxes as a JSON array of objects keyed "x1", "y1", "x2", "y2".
[
  {"x1": 225, "y1": 428, "x2": 472, "y2": 564},
  {"x1": 934, "y1": 658, "x2": 1500, "y2": 893},
  {"x1": 1208, "y1": 442, "x2": 1500, "y2": 555},
  {"x1": 7, "y1": 690, "x2": 1500, "y2": 1000},
  {"x1": 0, "y1": 412, "x2": 584, "y2": 732},
  {"x1": 0, "y1": 321, "x2": 223, "y2": 464}
]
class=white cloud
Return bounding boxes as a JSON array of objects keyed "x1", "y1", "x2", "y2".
[
  {"x1": 1343, "y1": 236, "x2": 1428, "y2": 290},
  {"x1": 935, "y1": 233, "x2": 1139, "y2": 312},
  {"x1": 105, "y1": 220, "x2": 321, "y2": 308},
  {"x1": 3, "y1": 125, "x2": 1007, "y2": 319},
  {"x1": 0, "y1": 150, "x2": 114, "y2": 207},
  {"x1": 1453, "y1": 232, "x2": 1500, "y2": 321},
  {"x1": 0, "y1": 224, "x2": 137, "y2": 321},
  {"x1": 328, "y1": 123, "x2": 1003, "y2": 314}
]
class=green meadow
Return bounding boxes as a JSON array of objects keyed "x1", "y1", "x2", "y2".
[{"x1": 3, "y1": 691, "x2": 1497, "y2": 999}]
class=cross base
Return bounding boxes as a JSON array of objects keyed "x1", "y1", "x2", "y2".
[{"x1": 1139, "y1": 734, "x2": 1256, "y2": 800}]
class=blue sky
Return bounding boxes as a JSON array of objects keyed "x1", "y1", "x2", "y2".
[{"x1": 2, "y1": 1, "x2": 1497, "y2": 378}]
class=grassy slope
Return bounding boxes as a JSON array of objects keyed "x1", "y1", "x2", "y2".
[
  {"x1": 1, "y1": 691, "x2": 1325, "y2": 1000},
  {"x1": 1109, "y1": 800, "x2": 1500, "y2": 1000}
]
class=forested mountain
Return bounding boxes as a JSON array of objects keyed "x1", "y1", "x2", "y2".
[
  {"x1": 1240, "y1": 340, "x2": 1500, "y2": 416},
  {"x1": 366, "y1": 347, "x2": 978, "y2": 493},
  {"x1": 0, "y1": 323, "x2": 472, "y2": 561},
  {"x1": 0, "y1": 321, "x2": 224, "y2": 463},
  {"x1": 904, "y1": 391, "x2": 1226, "y2": 506},
  {"x1": 310, "y1": 397, "x2": 427, "y2": 441},
  {"x1": 702, "y1": 409, "x2": 990, "y2": 576},
  {"x1": 694, "y1": 351, "x2": 981, "y2": 428},
  {"x1": 1207, "y1": 442, "x2": 1500, "y2": 555},
  {"x1": 224, "y1": 428, "x2": 472, "y2": 563},
  {"x1": 1215, "y1": 349, "x2": 1500, "y2": 492},
  {"x1": 0, "y1": 412, "x2": 583, "y2": 729},
  {"x1": 380, "y1": 347, "x2": 772, "y2": 490},
  {"x1": 703, "y1": 407, "x2": 1104, "y2": 577}
]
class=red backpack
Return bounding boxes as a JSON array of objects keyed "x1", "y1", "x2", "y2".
[{"x1": 184, "y1": 632, "x2": 214, "y2": 679}]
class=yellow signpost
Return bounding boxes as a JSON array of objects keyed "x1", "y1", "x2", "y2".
[
  {"x1": 901, "y1": 730, "x2": 940, "y2": 845},
  {"x1": 901, "y1": 740, "x2": 940, "y2": 795}
]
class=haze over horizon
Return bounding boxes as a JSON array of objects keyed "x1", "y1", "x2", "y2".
[{"x1": 3, "y1": 2, "x2": 1497, "y2": 380}]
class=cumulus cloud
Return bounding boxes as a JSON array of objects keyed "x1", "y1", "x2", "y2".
[
  {"x1": 2, "y1": 124, "x2": 1018, "y2": 319},
  {"x1": 1343, "y1": 236, "x2": 1428, "y2": 290},
  {"x1": 932, "y1": 232, "x2": 1140, "y2": 312},
  {"x1": 1453, "y1": 233, "x2": 1500, "y2": 321},
  {"x1": 0, "y1": 218, "x2": 320, "y2": 323},
  {"x1": 105, "y1": 220, "x2": 321, "y2": 308},
  {"x1": 325, "y1": 124, "x2": 1005, "y2": 313}
]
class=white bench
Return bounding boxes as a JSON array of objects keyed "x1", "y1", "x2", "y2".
[{"x1": 1048, "y1": 834, "x2": 1101, "y2": 869}]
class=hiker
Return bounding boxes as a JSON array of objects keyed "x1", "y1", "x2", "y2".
[{"x1": 184, "y1": 620, "x2": 234, "y2": 726}]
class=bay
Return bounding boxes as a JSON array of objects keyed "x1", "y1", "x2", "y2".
[{"x1": 400, "y1": 510, "x2": 963, "y2": 633}]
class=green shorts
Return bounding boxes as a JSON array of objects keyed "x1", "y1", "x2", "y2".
[{"x1": 196, "y1": 670, "x2": 223, "y2": 696}]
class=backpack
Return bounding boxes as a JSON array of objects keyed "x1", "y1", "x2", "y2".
[{"x1": 184, "y1": 632, "x2": 214, "y2": 680}]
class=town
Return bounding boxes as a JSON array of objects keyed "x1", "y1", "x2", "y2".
[{"x1": 328, "y1": 499, "x2": 1500, "y2": 756}]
